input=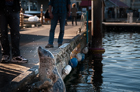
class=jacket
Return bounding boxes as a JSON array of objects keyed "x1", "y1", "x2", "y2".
[{"x1": 0, "y1": 0, "x2": 20, "y2": 13}]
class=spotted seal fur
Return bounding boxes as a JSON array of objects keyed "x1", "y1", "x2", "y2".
[{"x1": 31, "y1": 46, "x2": 66, "y2": 92}]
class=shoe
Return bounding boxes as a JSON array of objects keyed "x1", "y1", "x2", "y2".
[
  {"x1": 1, "y1": 55, "x2": 10, "y2": 63},
  {"x1": 58, "y1": 44, "x2": 62, "y2": 47},
  {"x1": 45, "y1": 44, "x2": 54, "y2": 48},
  {"x1": 11, "y1": 56, "x2": 28, "y2": 63}
]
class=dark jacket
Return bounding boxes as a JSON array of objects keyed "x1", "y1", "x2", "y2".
[{"x1": 0, "y1": 0, "x2": 20, "y2": 13}]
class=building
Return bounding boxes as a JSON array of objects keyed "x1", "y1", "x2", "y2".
[
  {"x1": 120, "y1": 0, "x2": 131, "y2": 7},
  {"x1": 119, "y1": 0, "x2": 140, "y2": 18},
  {"x1": 80, "y1": 0, "x2": 105, "y2": 21},
  {"x1": 104, "y1": 0, "x2": 129, "y2": 19},
  {"x1": 131, "y1": 0, "x2": 140, "y2": 9},
  {"x1": 21, "y1": 0, "x2": 49, "y2": 15},
  {"x1": 20, "y1": 0, "x2": 84, "y2": 19},
  {"x1": 20, "y1": 0, "x2": 82, "y2": 14},
  {"x1": 131, "y1": 0, "x2": 140, "y2": 17}
]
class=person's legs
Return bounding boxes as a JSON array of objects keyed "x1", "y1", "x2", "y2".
[
  {"x1": 0, "y1": 13, "x2": 11, "y2": 63},
  {"x1": 58, "y1": 13, "x2": 66, "y2": 45},
  {"x1": 8, "y1": 12, "x2": 28, "y2": 63},
  {"x1": 65, "y1": 15, "x2": 68, "y2": 26},
  {"x1": 0, "y1": 13, "x2": 10, "y2": 56},
  {"x1": 75, "y1": 16, "x2": 77, "y2": 25},
  {"x1": 8, "y1": 12, "x2": 20, "y2": 57},
  {"x1": 48, "y1": 14, "x2": 59, "y2": 45},
  {"x1": 72, "y1": 16, "x2": 74, "y2": 25}
]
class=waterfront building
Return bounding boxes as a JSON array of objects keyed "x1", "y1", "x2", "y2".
[
  {"x1": 20, "y1": 0, "x2": 82, "y2": 16},
  {"x1": 117, "y1": 0, "x2": 140, "y2": 18},
  {"x1": 20, "y1": 0, "x2": 49, "y2": 15}
]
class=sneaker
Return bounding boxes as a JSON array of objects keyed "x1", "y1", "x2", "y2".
[
  {"x1": 1, "y1": 55, "x2": 10, "y2": 63},
  {"x1": 11, "y1": 56, "x2": 28, "y2": 63},
  {"x1": 45, "y1": 44, "x2": 54, "y2": 48}
]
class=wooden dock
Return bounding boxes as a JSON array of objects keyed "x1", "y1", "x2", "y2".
[
  {"x1": 102, "y1": 22, "x2": 140, "y2": 26},
  {"x1": 102, "y1": 22, "x2": 140, "y2": 31}
]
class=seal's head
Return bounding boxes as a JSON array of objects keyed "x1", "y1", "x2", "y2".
[
  {"x1": 38, "y1": 46, "x2": 55, "y2": 65},
  {"x1": 38, "y1": 46, "x2": 56, "y2": 81},
  {"x1": 38, "y1": 46, "x2": 54, "y2": 59}
]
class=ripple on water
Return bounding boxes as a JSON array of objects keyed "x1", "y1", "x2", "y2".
[
  {"x1": 65, "y1": 32, "x2": 140, "y2": 92},
  {"x1": 101, "y1": 32, "x2": 140, "y2": 92}
]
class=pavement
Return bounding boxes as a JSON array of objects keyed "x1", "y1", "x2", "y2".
[{"x1": 0, "y1": 21, "x2": 83, "y2": 91}]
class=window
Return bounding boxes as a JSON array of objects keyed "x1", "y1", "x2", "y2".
[
  {"x1": 21, "y1": 0, "x2": 28, "y2": 10},
  {"x1": 21, "y1": 0, "x2": 38, "y2": 11},
  {"x1": 30, "y1": 1, "x2": 37, "y2": 11}
]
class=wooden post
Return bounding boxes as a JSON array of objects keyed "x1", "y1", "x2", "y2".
[
  {"x1": 40, "y1": 4, "x2": 43, "y2": 24},
  {"x1": 91, "y1": 0, "x2": 94, "y2": 36},
  {"x1": 90, "y1": 0, "x2": 105, "y2": 54},
  {"x1": 20, "y1": 8, "x2": 24, "y2": 28}
]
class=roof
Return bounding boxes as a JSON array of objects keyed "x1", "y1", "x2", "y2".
[
  {"x1": 80, "y1": 0, "x2": 128, "y2": 8},
  {"x1": 80, "y1": 0, "x2": 105, "y2": 7},
  {"x1": 109, "y1": 0, "x2": 128, "y2": 8},
  {"x1": 80, "y1": 0, "x2": 91, "y2": 7}
]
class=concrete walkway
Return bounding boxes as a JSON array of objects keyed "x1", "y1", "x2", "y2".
[{"x1": 0, "y1": 21, "x2": 84, "y2": 91}]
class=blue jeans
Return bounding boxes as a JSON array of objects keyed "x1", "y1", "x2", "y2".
[
  {"x1": 0, "y1": 10, "x2": 20, "y2": 56},
  {"x1": 48, "y1": 13, "x2": 66, "y2": 45}
]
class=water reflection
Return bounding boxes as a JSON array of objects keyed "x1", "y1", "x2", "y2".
[
  {"x1": 91, "y1": 56, "x2": 103, "y2": 92},
  {"x1": 102, "y1": 31, "x2": 140, "y2": 92},
  {"x1": 64, "y1": 54, "x2": 103, "y2": 92},
  {"x1": 65, "y1": 31, "x2": 140, "y2": 92}
]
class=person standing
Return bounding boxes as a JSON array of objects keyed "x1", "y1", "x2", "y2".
[
  {"x1": 45, "y1": 0, "x2": 71, "y2": 48},
  {"x1": 71, "y1": 3, "x2": 77, "y2": 26},
  {"x1": 0, "y1": 0, "x2": 28, "y2": 63}
]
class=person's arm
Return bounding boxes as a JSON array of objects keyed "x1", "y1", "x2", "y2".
[
  {"x1": 49, "y1": 5, "x2": 53, "y2": 19},
  {"x1": 67, "y1": 0, "x2": 71, "y2": 17},
  {"x1": 68, "y1": 4, "x2": 71, "y2": 17},
  {"x1": 48, "y1": 1, "x2": 53, "y2": 19}
]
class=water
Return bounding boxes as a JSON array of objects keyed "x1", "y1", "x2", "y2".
[{"x1": 64, "y1": 31, "x2": 140, "y2": 92}]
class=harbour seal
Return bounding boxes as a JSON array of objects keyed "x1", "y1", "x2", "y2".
[{"x1": 31, "y1": 46, "x2": 66, "y2": 92}]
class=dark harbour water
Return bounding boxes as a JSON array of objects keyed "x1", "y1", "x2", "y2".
[{"x1": 64, "y1": 31, "x2": 140, "y2": 92}]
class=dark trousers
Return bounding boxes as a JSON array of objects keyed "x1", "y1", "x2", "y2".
[
  {"x1": 0, "y1": 11, "x2": 20, "y2": 57},
  {"x1": 72, "y1": 16, "x2": 77, "y2": 25},
  {"x1": 48, "y1": 13, "x2": 66, "y2": 45}
]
